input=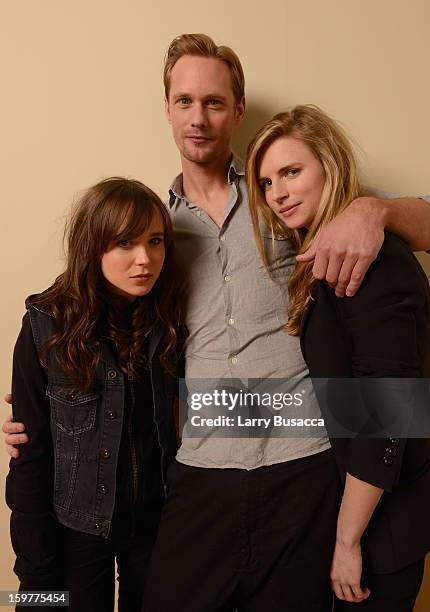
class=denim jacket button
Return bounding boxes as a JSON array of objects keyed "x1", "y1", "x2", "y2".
[
  {"x1": 107, "y1": 411, "x2": 117, "y2": 420},
  {"x1": 101, "y1": 449, "x2": 111, "y2": 459},
  {"x1": 107, "y1": 369, "x2": 117, "y2": 379},
  {"x1": 99, "y1": 485, "x2": 109, "y2": 494}
]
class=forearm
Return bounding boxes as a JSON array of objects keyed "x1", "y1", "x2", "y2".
[
  {"x1": 10, "y1": 509, "x2": 64, "y2": 589},
  {"x1": 377, "y1": 196, "x2": 430, "y2": 251},
  {"x1": 336, "y1": 472, "x2": 383, "y2": 547}
]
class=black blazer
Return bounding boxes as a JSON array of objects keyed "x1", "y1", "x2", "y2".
[{"x1": 300, "y1": 233, "x2": 430, "y2": 574}]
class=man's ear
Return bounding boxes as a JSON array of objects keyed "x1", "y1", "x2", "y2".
[
  {"x1": 235, "y1": 97, "x2": 246, "y2": 124},
  {"x1": 164, "y1": 98, "x2": 171, "y2": 123}
]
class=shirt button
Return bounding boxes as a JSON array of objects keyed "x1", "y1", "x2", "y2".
[
  {"x1": 231, "y1": 356, "x2": 238, "y2": 365},
  {"x1": 197, "y1": 209, "x2": 202, "y2": 216},
  {"x1": 224, "y1": 274, "x2": 231, "y2": 282},
  {"x1": 228, "y1": 317, "x2": 235, "y2": 325},
  {"x1": 99, "y1": 485, "x2": 109, "y2": 494},
  {"x1": 107, "y1": 411, "x2": 117, "y2": 420},
  {"x1": 107, "y1": 369, "x2": 117, "y2": 379},
  {"x1": 101, "y1": 449, "x2": 111, "y2": 459},
  {"x1": 219, "y1": 235, "x2": 226, "y2": 242}
]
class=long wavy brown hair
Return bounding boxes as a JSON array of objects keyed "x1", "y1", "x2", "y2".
[
  {"x1": 246, "y1": 105, "x2": 362, "y2": 335},
  {"x1": 31, "y1": 177, "x2": 181, "y2": 389}
]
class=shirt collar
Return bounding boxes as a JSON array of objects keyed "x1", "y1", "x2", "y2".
[{"x1": 168, "y1": 153, "x2": 244, "y2": 207}]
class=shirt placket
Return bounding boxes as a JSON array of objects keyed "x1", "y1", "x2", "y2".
[{"x1": 218, "y1": 180, "x2": 242, "y2": 375}]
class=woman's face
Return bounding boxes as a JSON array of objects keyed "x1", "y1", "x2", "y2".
[
  {"x1": 101, "y1": 210, "x2": 166, "y2": 302},
  {"x1": 258, "y1": 136, "x2": 326, "y2": 229}
]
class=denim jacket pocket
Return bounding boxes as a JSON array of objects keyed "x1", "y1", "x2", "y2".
[
  {"x1": 47, "y1": 384, "x2": 99, "y2": 512},
  {"x1": 47, "y1": 385, "x2": 98, "y2": 435}
]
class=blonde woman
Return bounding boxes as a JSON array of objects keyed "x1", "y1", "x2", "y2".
[{"x1": 247, "y1": 105, "x2": 430, "y2": 611}]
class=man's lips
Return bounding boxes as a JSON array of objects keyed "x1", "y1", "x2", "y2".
[
  {"x1": 279, "y1": 202, "x2": 302, "y2": 217},
  {"x1": 186, "y1": 135, "x2": 211, "y2": 143}
]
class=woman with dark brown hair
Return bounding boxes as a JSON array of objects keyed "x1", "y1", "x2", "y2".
[{"x1": 6, "y1": 177, "x2": 181, "y2": 611}]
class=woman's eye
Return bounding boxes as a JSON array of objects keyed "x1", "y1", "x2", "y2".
[
  {"x1": 286, "y1": 168, "x2": 300, "y2": 177},
  {"x1": 260, "y1": 179, "x2": 271, "y2": 191},
  {"x1": 118, "y1": 239, "x2": 131, "y2": 248},
  {"x1": 150, "y1": 237, "x2": 164, "y2": 245}
]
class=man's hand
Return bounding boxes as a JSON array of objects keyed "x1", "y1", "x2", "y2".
[
  {"x1": 3, "y1": 394, "x2": 28, "y2": 459},
  {"x1": 296, "y1": 196, "x2": 386, "y2": 297},
  {"x1": 330, "y1": 539, "x2": 370, "y2": 603}
]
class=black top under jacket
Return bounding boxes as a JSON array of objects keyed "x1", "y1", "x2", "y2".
[{"x1": 300, "y1": 232, "x2": 430, "y2": 574}]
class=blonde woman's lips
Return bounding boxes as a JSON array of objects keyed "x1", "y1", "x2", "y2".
[{"x1": 279, "y1": 202, "x2": 301, "y2": 217}]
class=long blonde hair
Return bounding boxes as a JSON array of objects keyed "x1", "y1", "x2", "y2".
[{"x1": 246, "y1": 105, "x2": 362, "y2": 335}]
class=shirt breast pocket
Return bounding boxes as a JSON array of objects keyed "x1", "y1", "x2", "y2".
[{"x1": 260, "y1": 230, "x2": 295, "y2": 279}]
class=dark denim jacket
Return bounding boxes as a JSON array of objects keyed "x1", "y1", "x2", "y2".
[{"x1": 24, "y1": 299, "x2": 177, "y2": 538}]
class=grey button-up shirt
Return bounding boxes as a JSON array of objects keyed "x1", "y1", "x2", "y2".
[{"x1": 167, "y1": 155, "x2": 330, "y2": 469}]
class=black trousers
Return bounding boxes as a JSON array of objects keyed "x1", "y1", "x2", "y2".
[
  {"x1": 142, "y1": 449, "x2": 340, "y2": 612},
  {"x1": 63, "y1": 502, "x2": 162, "y2": 612},
  {"x1": 334, "y1": 557, "x2": 425, "y2": 612}
]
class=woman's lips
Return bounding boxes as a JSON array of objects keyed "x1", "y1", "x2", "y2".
[
  {"x1": 279, "y1": 203, "x2": 301, "y2": 217},
  {"x1": 130, "y1": 273, "x2": 153, "y2": 280}
]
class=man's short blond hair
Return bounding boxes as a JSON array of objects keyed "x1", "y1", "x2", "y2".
[{"x1": 164, "y1": 33, "x2": 245, "y2": 104}]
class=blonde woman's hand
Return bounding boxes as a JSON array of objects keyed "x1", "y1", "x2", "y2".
[{"x1": 330, "y1": 539, "x2": 370, "y2": 603}]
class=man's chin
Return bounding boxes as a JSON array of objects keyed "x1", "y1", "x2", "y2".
[{"x1": 182, "y1": 146, "x2": 218, "y2": 164}]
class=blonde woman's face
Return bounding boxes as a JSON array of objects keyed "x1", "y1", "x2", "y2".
[{"x1": 258, "y1": 136, "x2": 326, "y2": 229}]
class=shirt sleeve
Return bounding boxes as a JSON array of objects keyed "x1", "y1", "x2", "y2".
[
  {"x1": 6, "y1": 313, "x2": 65, "y2": 589},
  {"x1": 364, "y1": 186, "x2": 430, "y2": 203},
  {"x1": 330, "y1": 234, "x2": 429, "y2": 492}
]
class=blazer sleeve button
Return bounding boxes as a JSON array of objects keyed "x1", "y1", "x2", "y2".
[{"x1": 383, "y1": 456, "x2": 394, "y2": 466}]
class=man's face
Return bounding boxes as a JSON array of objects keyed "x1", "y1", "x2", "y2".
[{"x1": 165, "y1": 55, "x2": 244, "y2": 165}]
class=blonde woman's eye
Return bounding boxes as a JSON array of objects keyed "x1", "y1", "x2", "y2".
[
  {"x1": 259, "y1": 179, "x2": 271, "y2": 191},
  {"x1": 287, "y1": 168, "x2": 300, "y2": 177}
]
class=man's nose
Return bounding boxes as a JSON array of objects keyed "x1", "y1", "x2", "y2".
[{"x1": 190, "y1": 103, "x2": 207, "y2": 128}]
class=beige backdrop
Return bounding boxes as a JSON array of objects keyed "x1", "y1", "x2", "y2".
[{"x1": 1, "y1": 0, "x2": 429, "y2": 610}]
